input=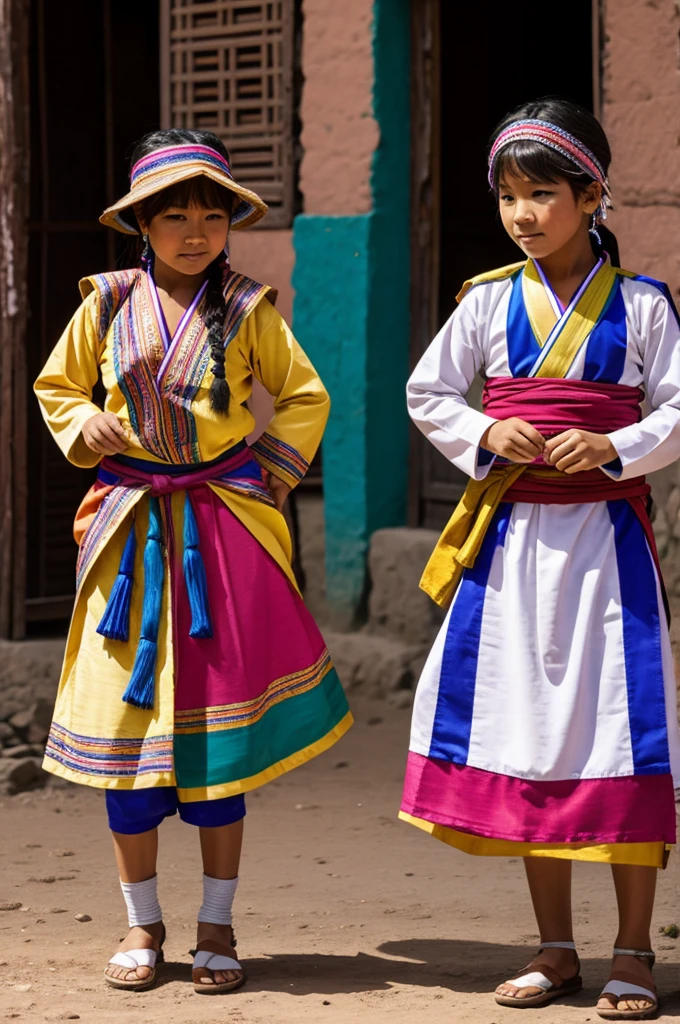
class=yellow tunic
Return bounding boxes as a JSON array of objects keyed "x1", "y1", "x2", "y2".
[{"x1": 34, "y1": 274, "x2": 352, "y2": 795}]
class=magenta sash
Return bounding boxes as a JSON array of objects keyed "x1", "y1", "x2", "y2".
[{"x1": 482, "y1": 377, "x2": 643, "y2": 438}]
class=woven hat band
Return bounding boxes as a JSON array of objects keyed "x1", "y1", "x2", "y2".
[
  {"x1": 131, "y1": 144, "x2": 233, "y2": 186},
  {"x1": 100, "y1": 142, "x2": 268, "y2": 235}
]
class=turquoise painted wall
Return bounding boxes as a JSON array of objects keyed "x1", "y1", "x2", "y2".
[
  {"x1": 292, "y1": 215, "x2": 372, "y2": 616},
  {"x1": 292, "y1": 0, "x2": 411, "y2": 624}
]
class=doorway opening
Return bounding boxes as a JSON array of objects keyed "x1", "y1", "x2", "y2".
[
  {"x1": 410, "y1": 0, "x2": 596, "y2": 529},
  {"x1": 24, "y1": 0, "x2": 160, "y2": 632}
]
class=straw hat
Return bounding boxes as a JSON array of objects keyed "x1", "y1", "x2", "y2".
[{"x1": 100, "y1": 143, "x2": 268, "y2": 235}]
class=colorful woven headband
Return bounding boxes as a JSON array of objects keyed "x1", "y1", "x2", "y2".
[
  {"x1": 488, "y1": 119, "x2": 611, "y2": 220},
  {"x1": 100, "y1": 143, "x2": 268, "y2": 235}
]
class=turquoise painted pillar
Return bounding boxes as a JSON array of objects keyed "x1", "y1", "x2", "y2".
[{"x1": 293, "y1": 0, "x2": 411, "y2": 626}]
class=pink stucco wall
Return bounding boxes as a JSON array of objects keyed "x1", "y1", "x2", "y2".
[
  {"x1": 229, "y1": 229, "x2": 295, "y2": 325},
  {"x1": 232, "y1": 0, "x2": 380, "y2": 328},
  {"x1": 229, "y1": 229, "x2": 295, "y2": 438},
  {"x1": 602, "y1": 1, "x2": 680, "y2": 589},
  {"x1": 298, "y1": 0, "x2": 378, "y2": 215},
  {"x1": 602, "y1": 0, "x2": 680, "y2": 296}
]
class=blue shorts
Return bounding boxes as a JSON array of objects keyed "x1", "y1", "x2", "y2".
[{"x1": 106, "y1": 787, "x2": 246, "y2": 834}]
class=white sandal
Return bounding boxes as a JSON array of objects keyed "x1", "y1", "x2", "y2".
[
  {"x1": 597, "y1": 948, "x2": 658, "y2": 1020},
  {"x1": 104, "y1": 922, "x2": 165, "y2": 990},
  {"x1": 495, "y1": 940, "x2": 583, "y2": 1008}
]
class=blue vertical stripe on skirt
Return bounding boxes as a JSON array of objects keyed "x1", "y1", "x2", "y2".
[
  {"x1": 428, "y1": 503, "x2": 512, "y2": 765},
  {"x1": 608, "y1": 499, "x2": 670, "y2": 775}
]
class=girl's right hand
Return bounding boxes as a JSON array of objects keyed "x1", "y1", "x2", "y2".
[
  {"x1": 481, "y1": 417, "x2": 545, "y2": 464},
  {"x1": 82, "y1": 412, "x2": 129, "y2": 455}
]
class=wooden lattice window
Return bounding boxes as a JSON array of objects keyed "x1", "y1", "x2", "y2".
[{"x1": 160, "y1": 0, "x2": 296, "y2": 228}]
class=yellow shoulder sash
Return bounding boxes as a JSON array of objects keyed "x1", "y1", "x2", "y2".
[
  {"x1": 420, "y1": 465, "x2": 526, "y2": 607},
  {"x1": 456, "y1": 261, "x2": 526, "y2": 304},
  {"x1": 533, "y1": 261, "x2": 617, "y2": 379}
]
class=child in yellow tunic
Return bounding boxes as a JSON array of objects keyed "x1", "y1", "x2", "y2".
[{"x1": 34, "y1": 129, "x2": 351, "y2": 994}]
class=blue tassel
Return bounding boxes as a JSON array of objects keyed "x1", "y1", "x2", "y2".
[
  {"x1": 122, "y1": 639, "x2": 157, "y2": 709},
  {"x1": 96, "y1": 522, "x2": 136, "y2": 641},
  {"x1": 122, "y1": 497, "x2": 164, "y2": 710},
  {"x1": 183, "y1": 493, "x2": 213, "y2": 639}
]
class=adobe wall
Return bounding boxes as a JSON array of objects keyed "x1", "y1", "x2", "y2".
[
  {"x1": 298, "y1": 0, "x2": 378, "y2": 215},
  {"x1": 602, "y1": 0, "x2": 680, "y2": 591},
  {"x1": 602, "y1": 0, "x2": 680, "y2": 292}
]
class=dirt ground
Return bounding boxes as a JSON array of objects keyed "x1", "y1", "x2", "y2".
[{"x1": 2, "y1": 696, "x2": 680, "y2": 1024}]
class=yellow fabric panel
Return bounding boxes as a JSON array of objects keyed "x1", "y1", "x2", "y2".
[
  {"x1": 399, "y1": 813, "x2": 670, "y2": 868},
  {"x1": 456, "y1": 260, "x2": 526, "y2": 304},
  {"x1": 535, "y1": 262, "x2": 617, "y2": 379},
  {"x1": 522, "y1": 260, "x2": 558, "y2": 347},
  {"x1": 44, "y1": 495, "x2": 177, "y2": 790},
  {"x1": 34, "y1": 291, "x2": 107, "y2": 468},
  {"x1": 33, "y1": 288, "x2": 329, "y2": 487},
  {"x1": 247, "y1": 300, "x2": 330, "y2": 488}
]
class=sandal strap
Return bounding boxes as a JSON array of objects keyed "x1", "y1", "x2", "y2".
[
  {"x1": 109, "y1": 948, "x2": 158, "y2": 969},
  {"x1": 193, "y1": 949, "x2": 242, "y2": 973},
  {"x1": 601, "y1": 979, "x2": 657, "y2": 1003},
  {"x1": 508, "y1": 942, "x2": 580, "y2": 992},
  {"x1": 508, "y1": 970, "x2": 555, "y2": 992},
  {"x1": 613, "y1": 947, "x2": 655, "y2": 960},
  {"x1": 194, "y1": 938, "x2": 238, "y2": 957}
]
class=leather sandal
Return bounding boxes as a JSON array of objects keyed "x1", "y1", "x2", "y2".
[
  {"x1": 597, "y1": 948, "x2": 658, "y2": 1020},
  {"x1": 191, "y1": 927, "x2": 246, "y2": 995},
  {"x1": 495, "y1": 940, "x2": 583, "y2": 1008},
  {"x1": 104, "y1": 922, "x2": 166, "y2": 990}
]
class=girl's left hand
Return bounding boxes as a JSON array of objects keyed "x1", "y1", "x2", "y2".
[
  {"x1": 265, "y1": 472, "x2": 292, "y2": 511},
  {"x1": 543, "y1": 429, "x2": 618, "y2": 474}
]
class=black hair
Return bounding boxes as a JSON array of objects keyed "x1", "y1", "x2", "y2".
[
  {"x1": 489, "y1": 97, "x2": 620, "y2": 266},
  {"x1": 130, "y1": 128, "x2": 235, "y2": 415}
]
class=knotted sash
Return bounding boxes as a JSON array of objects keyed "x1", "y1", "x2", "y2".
[
  {"x1": 75, "y1": 443, "x2": 274, "y2": 709},
  {"x1": 420, "y1": 378, "x2": 663, "y2": 611}
]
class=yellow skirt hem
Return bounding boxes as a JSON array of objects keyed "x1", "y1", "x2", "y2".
[{"x1": 399, "y1": 812, "x2": 671, "y2": 868}]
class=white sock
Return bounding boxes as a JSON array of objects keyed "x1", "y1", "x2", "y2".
[
  {"x1": 197, "y1": 874, "x2": 238, "y2": 926},
  {"x1": 120, "y1": 876, "x2": 162, "y2": 928}
]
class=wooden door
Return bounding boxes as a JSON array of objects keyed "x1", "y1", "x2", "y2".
[
  {"x1": 0, "y1": 0, "x2": 30, "y2": 640},
  {"x1": 22, "y1": 0, "x2": 160, "y2": 633}
]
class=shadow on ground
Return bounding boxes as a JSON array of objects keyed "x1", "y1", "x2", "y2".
[{"x1": 150, "y1": 939, "x2": 680, "y2": 1010}]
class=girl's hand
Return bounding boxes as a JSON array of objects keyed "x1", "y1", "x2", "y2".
[
  {"x1": 543, "y1": 429, "x2": 617, "y2": 474},
  {"x1": 82, "y1": 412, "x2": 129, "y2": 455},
  {"x1": 481, "y1": 417, "x2": 546, "y2": 463},
  {"x1": 263, "y1": 470, "x2": 292, "y2": 512}
]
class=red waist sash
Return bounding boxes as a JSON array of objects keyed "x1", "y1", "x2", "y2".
[
  {"x1": 482, "y1": 376, "x2": 643, "y2": 436},
  {"x1": 482, "y1": 376, "x2": 648, "y2": 500}
]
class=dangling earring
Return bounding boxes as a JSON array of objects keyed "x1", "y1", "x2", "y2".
[
  {"x1": 141, "y1": 233, "x2": 151, "y2": 270},
  {"x1": 223, "y1": 238, "x2": 230, "y2": 266},
  {"x1": 589, "y1": 212, "x2": 603, "y2": 253}
]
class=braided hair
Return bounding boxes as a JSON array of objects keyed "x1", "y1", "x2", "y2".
[
  {"x1": 131, "y1": 129, "x2": 236, "y2": 415},
  {"x1": 204, "y1": 250, "x2": 231, "y2": 414}
]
